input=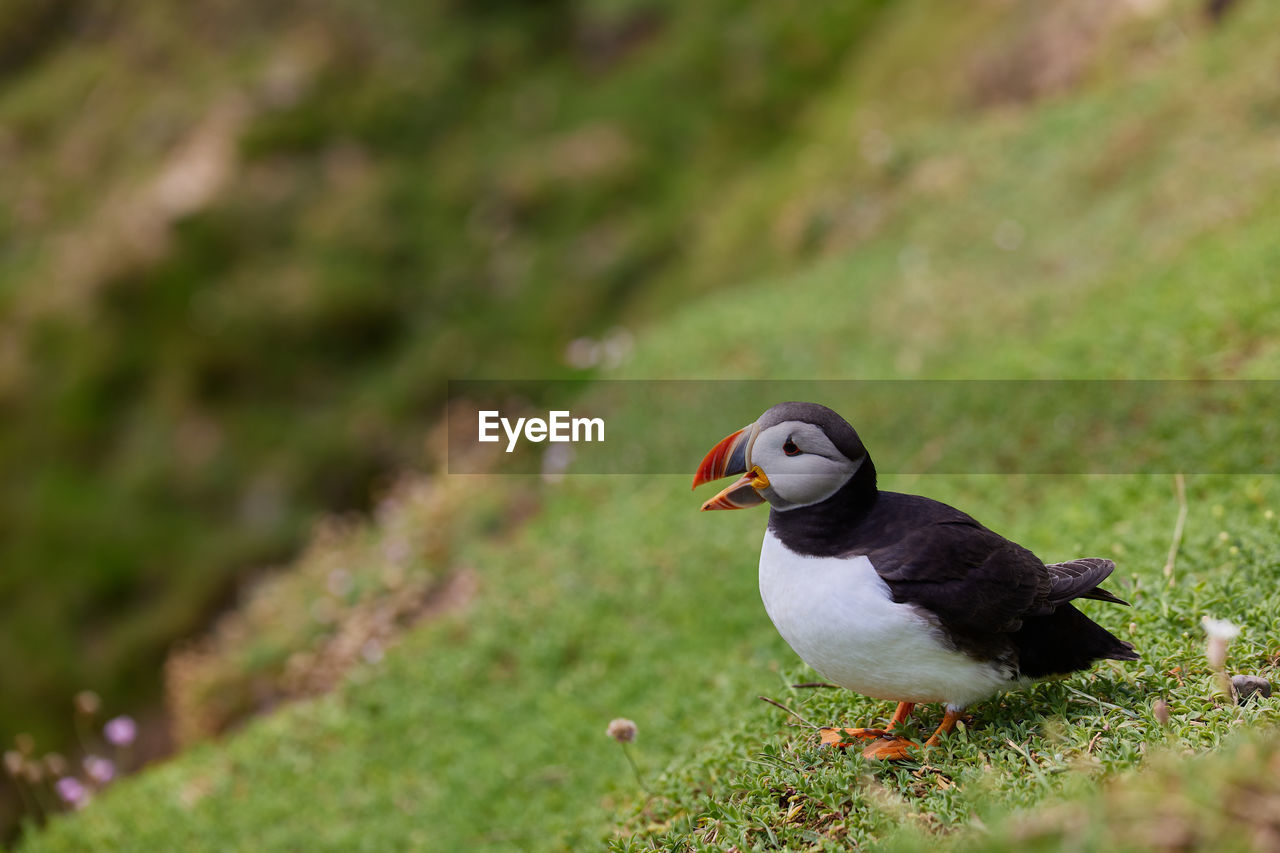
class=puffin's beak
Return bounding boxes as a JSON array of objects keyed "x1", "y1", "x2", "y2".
[{"x1": 692, "y1": 425, "x2": 769, "y2": 511}]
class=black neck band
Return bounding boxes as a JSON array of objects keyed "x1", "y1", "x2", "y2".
[{"x1": 767, "y1": 457, "x2": 878, "y2": 556}]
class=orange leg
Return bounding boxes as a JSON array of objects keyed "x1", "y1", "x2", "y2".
[
  {"x1": 863, "y1": 706, "x2": 964, "y2": 761},
  {"x1": 818, "y1": 702, "x2": 916, "y2": 748},
  {"x1": 923, "y1": 707, "x2": 962, "y2": 747},
  {"x1": 888, "y1": 701, "x2": 916, "y2": 729}
]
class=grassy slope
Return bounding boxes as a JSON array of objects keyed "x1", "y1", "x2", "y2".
[{"x1": 22, "y1": 0, "x2": 1280, "y2": 850}]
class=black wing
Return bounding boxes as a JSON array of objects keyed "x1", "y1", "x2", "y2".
[
  {"x1": 864, "y1": 516, "x2": 1051, "y2": 638},
  {"x1": 828, "y1": 492, "x2": 1135, "y2": 675}
]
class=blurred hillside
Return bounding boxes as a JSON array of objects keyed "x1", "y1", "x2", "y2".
[{"x1": 0, "y1": 0, "x2": 891, "y2": 761}]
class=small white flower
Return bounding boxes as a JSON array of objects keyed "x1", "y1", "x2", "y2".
[
  {"x1": 74, "y1": 691, "x2": 102, "y2": 717},
  {"x1": 1201, "y1": 616, "x2": 1241, "y2": 641},
  {"x1": 1202, "y1": 616, "x2": 1241, "y2": 670}
]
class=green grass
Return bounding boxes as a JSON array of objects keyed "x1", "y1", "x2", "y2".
[
  {"x1": 610, "y1": 474, "x2": 1280, "y2": 851},
  {"x1": 894, "y1": 730, "x2": 1280, "y2": 852},
  {"x1": 17, "y1": 0, "x2": 1280, "y2": 849}
]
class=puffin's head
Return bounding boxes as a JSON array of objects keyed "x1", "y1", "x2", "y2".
[{"x1": 692, "y1": 401, "x2": 871, "y2": 511}]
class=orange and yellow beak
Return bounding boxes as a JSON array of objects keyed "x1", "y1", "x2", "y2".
[{"x1": 692, "y1": 424, "x2": 769, "y2": 511}]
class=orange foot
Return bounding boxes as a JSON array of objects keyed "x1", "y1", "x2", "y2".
[
  {"x1": 861, "y1": 735, "x2": 919, "y2": 761},
  {"x1": 818, "y1": 726, "x2": 890, "y2": 747},
  {"x1": 817, "y1": 705, "x2": 963, "y2": 761},
  {"x1": 818, "y1": 701, "x2": 915, "y2": 749}
]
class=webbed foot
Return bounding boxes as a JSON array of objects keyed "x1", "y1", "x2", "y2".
[
  {"x1": 861, "y1": 735, "x2": 919, "y2": 761},
  {"x1": 818, "y1": 727, "x2": 890, "y2": 748}
]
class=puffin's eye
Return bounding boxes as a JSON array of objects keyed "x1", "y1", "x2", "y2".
[{"x1": 783, "y1": 438, "x2": 801, "y2": 456}]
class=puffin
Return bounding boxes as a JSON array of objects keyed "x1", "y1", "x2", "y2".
[{"x1": 692, "y1": 401, "x2": 1138, "y2": 760}]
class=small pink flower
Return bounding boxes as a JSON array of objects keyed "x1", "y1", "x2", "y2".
[
  {"x1": 103, "y1": 716, "x2": 137, "y2": 747},
  {"x1": 56, "y1": 776, "x2": 89, "y2": 808},
  {"x1": 84, "y1": 755, "x2": 115, "y2": 784},
  {"x1": 606, "y1": 718, "x2": 638, "y2": 743}
]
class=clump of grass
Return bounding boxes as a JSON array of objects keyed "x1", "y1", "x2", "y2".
[{"x1": 915, "y1": 732, "x2": 1280, "y2": 852}]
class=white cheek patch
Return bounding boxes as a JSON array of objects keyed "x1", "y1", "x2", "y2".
[
  {"x1": 770, "y1": 453, "x2": 843, "y2": 485},
  {"x1": 768, "y1": 461, "x2": 859, "y2": 507},
  {"x1": 752, "y1": 422, "x2": 859, "y2": 509}
]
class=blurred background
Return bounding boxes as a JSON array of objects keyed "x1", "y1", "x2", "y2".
[
  {"x1": 0, "y1": 0, "x2": 889, "y2": 836},
  {"x1": 2, "y1": 0, "x2": 1277, "y2": 847}
]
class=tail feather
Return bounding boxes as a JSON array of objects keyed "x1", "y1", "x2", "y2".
[
  {"x1": 1045, "y1": 557, "x2": 1129, "y2": 606},
  {"x1": 1014, "y1": 602, "x2": 1139, "y2": 679},
  {"x1": 1079, "y1": 586, "x2": 1129, "y2": 606},
  {"x1": 1019, "y1": 557, "x2": 1138, "y2": 678}
]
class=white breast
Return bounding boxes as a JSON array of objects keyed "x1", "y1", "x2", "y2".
[{"x1": 758, "y1": 528, "x2": 1012, "y2": 707}]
